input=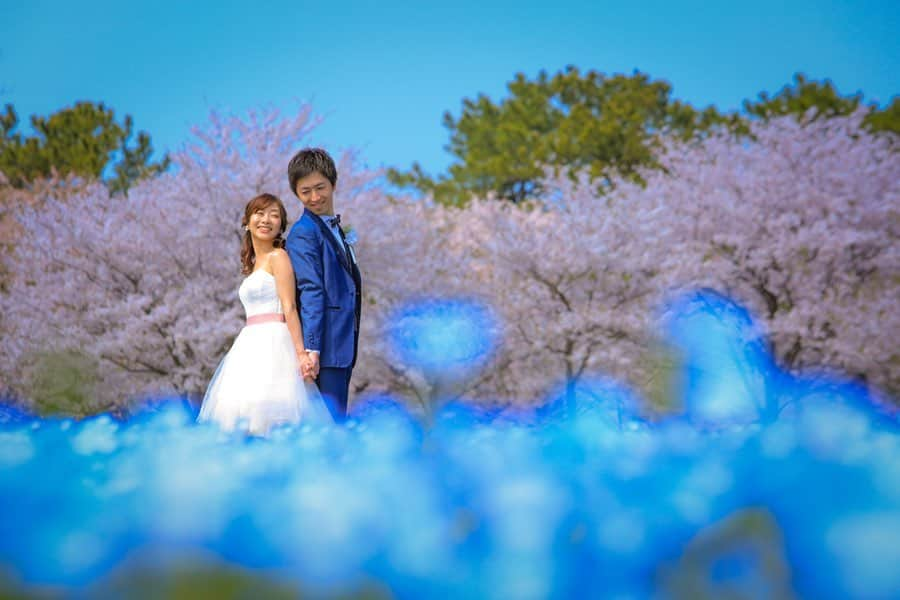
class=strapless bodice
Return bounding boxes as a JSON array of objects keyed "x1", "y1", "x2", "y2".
[{"x1": 239, "y1": 270, "x2": 283, "y2": 318}]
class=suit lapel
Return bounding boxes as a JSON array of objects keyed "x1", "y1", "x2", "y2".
[
  {"x1": 307, "y1": 211, "x2": 353, "y2": 274},
  {"x1": 337, "y1": 225, "x2": 362, "y2": 286}
]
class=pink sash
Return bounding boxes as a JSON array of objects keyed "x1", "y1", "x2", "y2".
[{"x1": 246, "y1": 313, "x2": 285, "y2": 326}]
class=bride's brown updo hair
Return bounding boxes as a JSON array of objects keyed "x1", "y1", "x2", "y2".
[{"x1": 240, "y1": 193, "x2": 288, "y2": 275}]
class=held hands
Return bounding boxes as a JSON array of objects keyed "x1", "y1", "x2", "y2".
[{"x1": 299, "y1": 350, "x2": 320, "y2": 382}]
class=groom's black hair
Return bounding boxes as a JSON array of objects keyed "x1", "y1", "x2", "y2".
[{"x1": 288, "y1": 147, "x2": 338, "y2": 196}]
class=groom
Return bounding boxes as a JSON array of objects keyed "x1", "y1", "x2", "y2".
[{"x1": 285, "y1": 148, "x2": 362, "y2": 422}]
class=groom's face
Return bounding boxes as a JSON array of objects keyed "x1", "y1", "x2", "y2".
[{"x1": 295, "y1": 171, "x2": 335, "y2": 216}]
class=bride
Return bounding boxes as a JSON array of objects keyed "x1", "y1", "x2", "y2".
[{"x1": 198, "y1": 193, "x2": 331, "y2": 434}]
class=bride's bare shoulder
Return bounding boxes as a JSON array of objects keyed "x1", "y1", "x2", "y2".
[{"x1": 267, "y1": 248, "x2": 292, "y2": 272}]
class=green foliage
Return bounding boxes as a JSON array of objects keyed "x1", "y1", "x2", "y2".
[
  {"x1": 744, "y1": 73, "x2": 862, "y2": 120},
  {"x1": 658, "y1": 508, "x2": 796, "y2": 599},
  {"x1": 391, "y1": 69, "x2": 897, "y2": 206},
  {"x1": 861, "y1": 95, "x2": 900, "y2": 136},
  {"x1": 389, "y1": 66, "x2": 736, "y2": 205},
  {"x1": 639, "y1": 341, "x2": 685, "y2": 417},
  {"x1": 743, "y1": 72, "x2": 900, "y2": 135},
  {"x1": 26, "y1": 349, "x2": 105, "y2": 418},
  {"x1": 0, "y1": 557, "x2": 394, "y2": 599},
  {"x1": 0, "y1": 101, "x2": 169, "y2": 194}
]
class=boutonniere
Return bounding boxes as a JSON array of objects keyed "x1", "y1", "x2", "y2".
[{"x1": 342, "y1": 226, "x2": 358, "y2": 246}]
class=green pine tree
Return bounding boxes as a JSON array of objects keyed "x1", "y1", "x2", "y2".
[{"x1": 0, "y1": 101, "x2": 169, "y2": 194}]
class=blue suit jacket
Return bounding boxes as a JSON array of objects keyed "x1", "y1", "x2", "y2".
[{"x1": 285, "y1": 210, "x2": 361, "y2": 369}]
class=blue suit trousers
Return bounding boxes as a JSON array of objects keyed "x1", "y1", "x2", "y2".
[{"x1": 317, "y1": 367, "x2": 352, "y2": 422}]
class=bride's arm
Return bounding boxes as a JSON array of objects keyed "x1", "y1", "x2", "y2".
[{"x1": 270, "y1": 249, "x2": 308, "y2": 365}]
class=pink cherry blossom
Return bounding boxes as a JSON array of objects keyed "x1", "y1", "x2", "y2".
[{"x1": 1, "y1": 108, "x2": 896, "y2": 413}]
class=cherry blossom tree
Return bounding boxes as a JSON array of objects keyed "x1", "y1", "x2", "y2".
[
  {"x1": 1, "y1": 108, "x2": 896, "y2": 414},
  {"x1": 340, "y1": 191, "x2": 480, "y2": 409},
  {"x1": 650, "y1": 111, "x2": 900, "y2": 399},
  {"x1": 0, "y1": 106, "x2": 339, "y2": 408},
  {"x1": 363, "y1": 111, "x2": 899, "y2": 408},
  {"x1": 459, "y1": 112, "x2": 898, "y2": 407}
]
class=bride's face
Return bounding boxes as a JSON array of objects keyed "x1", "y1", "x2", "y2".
[{"x1": 248, "y1": 203, "x2": 283, "y2": 243}]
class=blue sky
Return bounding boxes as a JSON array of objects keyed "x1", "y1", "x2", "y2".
[{"x1": 1, "y1": 0, "x2": 897, "y2": 175}]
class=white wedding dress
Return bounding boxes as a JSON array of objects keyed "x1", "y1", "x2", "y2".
[{"x1": 198, "y1": 269, "x2": 331, "y2": 435}]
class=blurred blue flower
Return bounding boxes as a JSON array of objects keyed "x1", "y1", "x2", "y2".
[
  {"x1": 388, "y1": 298, "x2": 497, "y2": 377},
  {"x1": 0, "y1": 290, "x2": 897, "y2": 599}
]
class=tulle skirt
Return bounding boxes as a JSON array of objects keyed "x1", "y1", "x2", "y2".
[{"x1": 198, "y1": 322, "x2": 331, "y2": 435}]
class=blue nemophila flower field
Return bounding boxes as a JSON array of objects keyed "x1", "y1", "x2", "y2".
[{"x1": 1, "y1": 292, "x2": 897, "y2": 599}]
